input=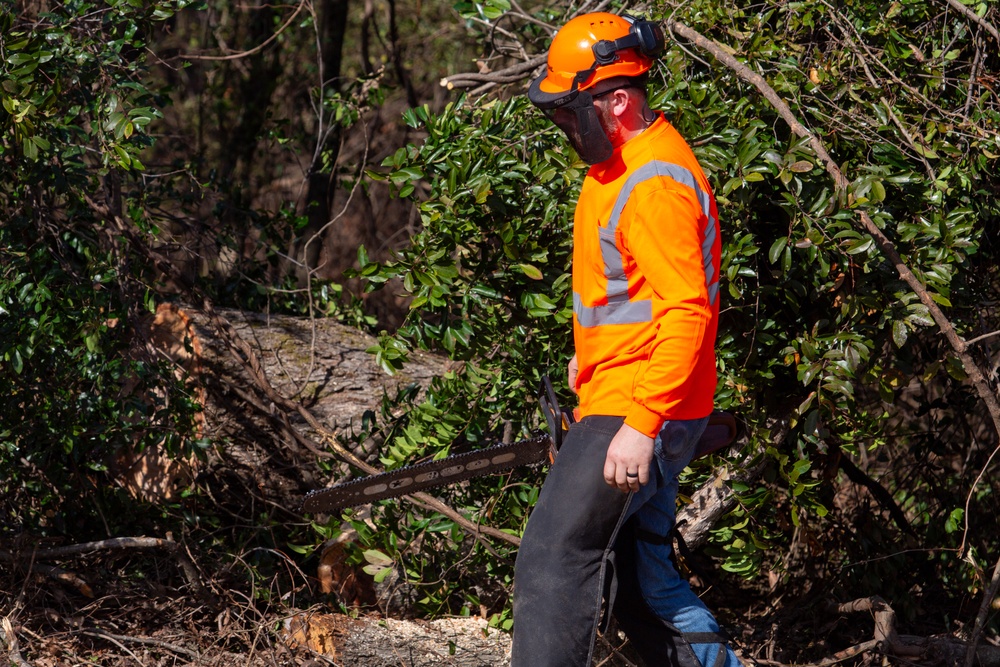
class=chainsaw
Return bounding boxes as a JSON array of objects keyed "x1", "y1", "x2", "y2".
[{"x1": 301, "y1": 377, "x2": 737, "y2": 513}]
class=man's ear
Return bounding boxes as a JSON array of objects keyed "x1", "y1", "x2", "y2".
[{"x1": 610, "y1": 88, "x2": 632, "y2": 118}]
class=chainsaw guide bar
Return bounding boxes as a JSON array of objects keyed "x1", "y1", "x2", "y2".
[
  {"x1": 300, "y1": 375, "x2": 738, "y2": 515},
  {"x1": 301, "y1": 434, "x2": 552, "y2": 513}
]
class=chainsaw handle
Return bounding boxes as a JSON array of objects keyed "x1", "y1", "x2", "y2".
[
  {"x1": 539, "y1": 375, "x2": 574, "y2": 457},
  {"x1": 694, "y1": 410, "x2": 738, "y2": 459}
]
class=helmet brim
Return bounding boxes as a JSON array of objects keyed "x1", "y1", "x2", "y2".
[{"x1": 527, "y1": 73, "x2": 582, "y2": 109}]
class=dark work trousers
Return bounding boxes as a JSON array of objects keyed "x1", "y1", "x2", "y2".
[{"x1": 510, "y1": 415, "x2": 739, "y2": 667}]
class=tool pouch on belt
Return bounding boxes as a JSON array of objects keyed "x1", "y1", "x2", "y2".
[{"x1": 604, "y1": 518, "x2": 729, "y2": 667}]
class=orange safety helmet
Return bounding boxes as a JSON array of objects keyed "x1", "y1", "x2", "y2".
[{"x1": 529, "y1": 13, "x2": 663, "y2": 105}]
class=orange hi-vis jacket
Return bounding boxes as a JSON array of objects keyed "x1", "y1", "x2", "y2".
[{"x1": 572, "y1": 113, "x2": 721, "y2": 438}]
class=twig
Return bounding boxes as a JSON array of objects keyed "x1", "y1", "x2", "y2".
[
  {"x1": 176, "y1": 0, "x2": 307, "y2": 61},
  {"x1": 938, "y1": 0, "x2": 1000, "y2": 45},
  {"x1": 963, "y1": 550, "x2": 1000, "y2": 667},
  {"x1": 964, "y1": 329, "x2": 1000, "y2": 347},
  {"x1": 78, "y1": 629, "x2": 144, "y2": 665},
  {"x1": 78, "y1": 628, "x2": 200, "y2": 659},
  {"x1": 817, "y1": 639, "x2": 882, "y2": 665},
  {"x1": 1, "y1": 617, "x2": 32, "y2": 667},
  {"x1": 964, "y1": 37, "x2": 983, "y2": 118},
  {"x1": 878, "y1": 96, "x2": 936, "y2": 182}
]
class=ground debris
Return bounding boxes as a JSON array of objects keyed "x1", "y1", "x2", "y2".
[{"x1": 282, "y1": 611, "x2": 512, "y2": 666}]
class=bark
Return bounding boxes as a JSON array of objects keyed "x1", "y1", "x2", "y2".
[
  {"x1": 192, "y1": 308, "x2": 448, "y2": 436},
  {"x1": 296, "y1": 0, "x2": 350, "y2": 281},
  {"x1": 219, "y1": 0, "x2": 283, "y2": 181}
]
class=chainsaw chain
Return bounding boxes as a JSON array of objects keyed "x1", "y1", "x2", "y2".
[{"x1": 301, "y1": 433, "x2": 551, "y2": 513}]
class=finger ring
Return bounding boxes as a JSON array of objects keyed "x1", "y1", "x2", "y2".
[{"x1": 626, "y1": 471, "x2": 638, "y2": 478}]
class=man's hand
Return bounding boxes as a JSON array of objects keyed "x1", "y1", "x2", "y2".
[
  {"x1": 567, "y1": 354, "x2": 578, "y2": 395},
  {"x1": 603, "y1": 423, "x2": 654, "y2": 493}
]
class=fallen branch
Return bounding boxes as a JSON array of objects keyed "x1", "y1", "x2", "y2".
[
  {"x1": 0, "y1": 552, "x2": 94, "y2": 598},
  {"x1": 77, "y1": 628, "x2": 200, "y2": 660},
  {"x1": 0, "y1": 535, "x2": 202, "y2": 594},
  {"x1": 1, "y1": 618, "x2": 32, "y2": 667},
  {"x1": 663, "y1": 18, "x2": 1000, "y2": 643},
  {"x1": 662, "y1": 19, "x2": 1000, "y2": 446},
  {"x1": 827, "y1": 596, "x2": 1000, "y2": 666},
  {"x1": 10, "y1": 536, "x2": 179, "y2": 559},
  {"x1": 758, "y1": 596, "x2": 1000, "y2": 665}
]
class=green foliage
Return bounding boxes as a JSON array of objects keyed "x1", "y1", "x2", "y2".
[
  {"x1": 360, "y1": 94, "x2": 578, "y2": 414},
  {"x1": 1, "y1": 1, "x2": 203, "y2": 535}
]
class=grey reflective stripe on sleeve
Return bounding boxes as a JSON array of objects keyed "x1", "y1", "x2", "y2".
[
  {"x1": 574, "y1": 292, "x2": 652, "y2": 327},
  {"x1": 574, "y1": 161, "x2": 719, "y2": 329}
]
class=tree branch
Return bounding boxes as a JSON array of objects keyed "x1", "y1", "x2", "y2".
[
  {"x1": 174, "y1": 0, "x2": 307, "y2": 62},
  {"x1": 964, "y1": 329, "x2": 1000, "y2": 347},
  {"x1": 938, "y1": 0, "x2": 1000, "y2": 45},
  {"x1": 664, "y1": 13, "x2": 1000, "y2": 487},
  {"x1": 441, "y1": 55, "x2": 546, "y2": 89}
]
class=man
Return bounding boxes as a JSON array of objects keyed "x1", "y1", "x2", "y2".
[{"x1": 512, "y1": 13, "x2": 743, "y2": 667}]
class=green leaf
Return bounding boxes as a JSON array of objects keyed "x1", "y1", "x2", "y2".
[
  {"x1": 518, "y1": 264, "x2": 543, "y2": 280},
  {"x1": 845, "y1": 237, "x2": 873, "y2": 255},
  {"x1": 944, "y1": 508, "x2": 964, "y2": 533},
  {"x1": 768, "y1": 236, "x2": 788, "y2": 264},
  {"x1": 362, "y1": 549, "x2": 393, "y2": 566},
  {"x1": 892, "y1": 320, "x2": 908, "y2": 347}
]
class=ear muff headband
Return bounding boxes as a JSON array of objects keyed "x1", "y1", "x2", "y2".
[{"x1": 592, "y1": 18, "x2": 664, "y2": 66}]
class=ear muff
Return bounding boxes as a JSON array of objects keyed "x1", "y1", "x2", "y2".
[{"x1": 591, "y1": 18, "x2": 665, "y2": 66}]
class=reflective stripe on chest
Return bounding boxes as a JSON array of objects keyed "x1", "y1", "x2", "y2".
[{"x1": 574, "y1": 160, "x2": 719, "y2": 328}]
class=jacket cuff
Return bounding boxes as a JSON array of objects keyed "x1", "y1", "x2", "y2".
[{"x1": 624, "y1": 404, "x2": 665, "y2": 439}]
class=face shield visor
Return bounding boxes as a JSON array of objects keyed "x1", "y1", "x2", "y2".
[{"x1": 528, "y1": 69, "x2": 614, "y2": 165}]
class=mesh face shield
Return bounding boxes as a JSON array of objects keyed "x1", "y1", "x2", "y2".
[{"x1": 528, "y1": 71, "x2": 614, "y2": 165}]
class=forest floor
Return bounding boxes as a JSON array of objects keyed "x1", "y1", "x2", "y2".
[
  {"x1": 7, "y1": 513, "x2": 991, "y2": 667},
  {"x1": 0, "y1": 545, "x2": 768, "y2": 667}
]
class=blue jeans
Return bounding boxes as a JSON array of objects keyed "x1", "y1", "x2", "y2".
[
  {"x1": 511, "y1": 415, "x2": 742, "y2": 667},
  {"x1": 624, "y1": 418, "x2": 743, "y2": 667}
]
